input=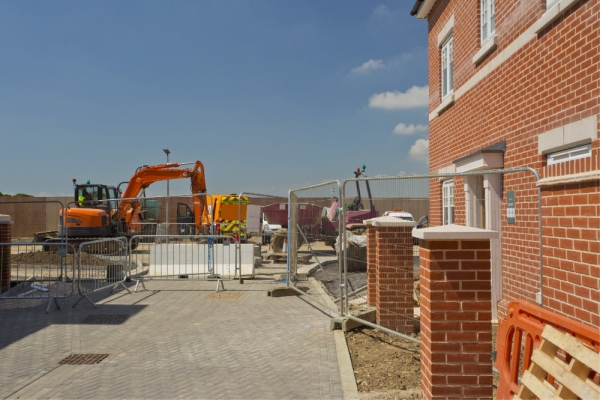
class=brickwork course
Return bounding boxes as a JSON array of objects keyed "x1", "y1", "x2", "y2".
[
  {"x1": 0, "y1": 279, "x2": 345, "y2": 399},
  {"x1": 0, "y1": 218, "x2": 12, "y2": 293},
  {"x1": 366, "y1": 225, "x2": 414, "y2": 334},
  {"x1": 419, "y1": 238, "x2": 493, "y2": 400},
  {"x1": 421, "y1": 0, "x2": 600, "y2": 326}
]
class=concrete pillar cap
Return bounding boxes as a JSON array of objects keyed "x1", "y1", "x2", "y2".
[
  {"x1": 0, "y1": 214, "x2": 12, "y2": 223},
  {"x1": 413, "y1": 223, "x2": 498, "y2": 240},
  {"x1": 364, "y1": 216, "x2": 416, "y2": 227}
]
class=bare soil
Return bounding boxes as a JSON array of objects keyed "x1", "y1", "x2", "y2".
[
  {"x1": 309, "y1": 254, "x2": 498, "y2": 399},
  {"x1": 310, "y1": 259, "x2": 423, "y2": 399},
  {"x1": 346, "y1": 327, "x2": 421, "y2": 399},
  {"x1": 12, "y1": 251, "x2": 115, "y2": 266}
]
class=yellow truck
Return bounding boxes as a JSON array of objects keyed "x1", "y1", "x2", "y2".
[{"x1": 177, "y1": 194, "x2": 250, "y2": 240}]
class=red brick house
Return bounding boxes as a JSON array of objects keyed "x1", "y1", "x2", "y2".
[{"x1": 411, "y1": 0, "x2": 599, "y2": 325}]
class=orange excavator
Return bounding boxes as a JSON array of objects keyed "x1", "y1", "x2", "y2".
[
  {"x1": 109, "y1": 160, "x2": 207, "y2": 236},
  {"x1": 36, "y1": 161, "x2": 208, "y2": 249}
]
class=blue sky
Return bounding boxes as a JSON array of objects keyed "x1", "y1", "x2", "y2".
[{"x1": 1, "y1": 1, "x2": 429, "y2": 197}]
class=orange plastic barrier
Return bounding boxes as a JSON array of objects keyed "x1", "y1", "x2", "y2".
[{"x1": 495, "y1": 300, "x2": 600, "y2": 399}]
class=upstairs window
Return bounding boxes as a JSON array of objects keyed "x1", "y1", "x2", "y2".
[
  {"x1": 441, "y1": 36, "x2": 454, "y2": 99},
  {"x1": 442, "y1": 180, "x2": 455, "y2": 225},
  {"x1": 481, "y1": 0, "x2": 495, "y2": 43}
]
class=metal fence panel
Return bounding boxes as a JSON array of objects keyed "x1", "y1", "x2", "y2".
[
  {"x1": 0, "y1": 199, "x2": 65, "y2": 239},
  {"x1": 241, "y1": 193, "x2": 288, "y2": 245},
  {"x1": 340, "y1": 175, "x2": 428, "y2": 335},
  {"x1": 337, "y1": 167, "x2": 541, "y2": 340},
  {"x1": 74, "y1": 237, "x2": 130, "y2": 308},
  {"x1": 129, "y1": 235, "x2": 255, "y2": 281},
  {"x1": 0, "y1": 241, "x2": 76, "y2": 312},
  {"x1": 237, "y1": 192, "x2": 287, "y2": 282},
  {"x1": 288, "y1": 181, "x2": 342, "y2": 314}
]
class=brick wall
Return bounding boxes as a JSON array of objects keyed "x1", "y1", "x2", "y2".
[
  {"x1": 425, "y1": 0, "x2": 599, "y2": 325},
  {"x1": 417, "y1": 229, "x2": 495, "y2": 400},
  {"x1": 366, "y1": 225, "x2": 377, "y2": 306},
  {"x1": 0, "y1": 217, "x2": 12, "y2": 293},
  {"x1": 541, "y1": 181, "x2": 600, "y2": 327},
  {"x1": 365, "y1": 218, "x2": 415, "y2": 334}
]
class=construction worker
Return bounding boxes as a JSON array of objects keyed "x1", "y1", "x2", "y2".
[{"x1": 78, "y1": 189, "x2": 92, "y2": 206}]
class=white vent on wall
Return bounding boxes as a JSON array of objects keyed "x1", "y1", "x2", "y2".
[{"x1": 547, "y1": 144, "x2": 591, "y2": 166}]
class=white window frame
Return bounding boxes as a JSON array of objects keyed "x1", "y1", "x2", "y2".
[
  {"x1": 547, "y1": 144, "x2": 592, "y2": 166},
  {"x1": 441, "y1": 35, "x2": 453, "y2": 99},
  {"x1": 481, "y1": 0, "x2": 495, "y2": 44},
  {"x1": 442, "y1": 179, "x2": 454, "y2": 225}
]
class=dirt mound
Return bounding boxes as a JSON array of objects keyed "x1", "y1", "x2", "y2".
[{"x1": 12, "y1": 251, "x2": 118, "y2": 267}]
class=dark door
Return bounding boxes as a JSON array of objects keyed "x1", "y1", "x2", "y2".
[{"x1": 177, "y1": 203, "x2": 195, "y2": 235}]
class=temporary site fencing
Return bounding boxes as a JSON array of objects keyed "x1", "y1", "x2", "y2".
[
  {"x1": 129, "y1": 234, "x2": 256, "y2": 282},
  {"x1": 287, "y1": 180, "x2": 344, "y2": 315},
  {"x1": 286, "y1": 167, "x2": 543, "y2": 344},
  {"x1": 0, "y1": 241, "x2": 76, "y2": 312},
  {"x1": 73, "y1": 237, "x2": 131, "y2": 308},
  {"x1": 0, "y1": 167, "x2": 543, "y2": 334},
  {"x1": 0, "y1": 193, "x2": 270, "y2": 310}
]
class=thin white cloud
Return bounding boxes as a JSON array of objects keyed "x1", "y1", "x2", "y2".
[
  {"x1": 393, "y1": 123, "x2": 428, "y2": 135},
  {"x1": 372, "y1": 4, "x2": 391, "y2": 17},
  {"x1": 351, "y1": 59, "x2": 384, "y2": 74},
  {"x1": 409, "y1": 139, "x2": 429, "y2": 161},
  {"x1": 369, "y1": 86, "x2": 429, "y2": 110}
]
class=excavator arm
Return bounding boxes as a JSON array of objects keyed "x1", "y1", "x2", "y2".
[{"x1": 117, "y1": 161, "x2": 207, "y2": 232}]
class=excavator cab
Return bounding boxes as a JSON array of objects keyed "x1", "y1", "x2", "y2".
[
  {"x1": 177, "y1": 202, "x2": 196, "y2": 235},
  {"x1": 75, "y1": 183, "x2": 120, "y2": 217}
]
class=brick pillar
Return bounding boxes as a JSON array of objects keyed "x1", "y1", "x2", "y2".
[
  {"x1": 365, "y1": 217, "x2": 415, "y2": 335},
  {"x1": 366, "y1": 225, "x2": 377, "y2": 306},
  {"x1": 414, "y1": 225, "x2": 497, "y2": 400},
  {"x1": 0, "y1": 215, "x2": 13, "y2": 294}
]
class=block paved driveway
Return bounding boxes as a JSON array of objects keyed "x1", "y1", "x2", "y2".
[{"x1": 0, "y1": 277, "x2": 343, "y2": 399}]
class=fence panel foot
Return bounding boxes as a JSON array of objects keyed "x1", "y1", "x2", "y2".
[
  {"x1": 73, "y1": 294, "x2": 97, "y2": 309},
  {"x1": 134, "y1": 279, "x2": 147, "y2": 293},
  {"x1": 45, "y1": 297, "x2": 61, "y2": 313},
  {"x1": 110, "y1": 281, "x2": 131, "y2": 295}
]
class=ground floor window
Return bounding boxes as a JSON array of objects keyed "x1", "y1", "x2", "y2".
[{"x1": 442, "y1": 179, "x2": 454, "y2": 225}]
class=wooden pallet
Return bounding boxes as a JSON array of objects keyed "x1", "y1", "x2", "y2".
[{"x1": 515, "y1": 324, "x2": 600, "y2": 400}]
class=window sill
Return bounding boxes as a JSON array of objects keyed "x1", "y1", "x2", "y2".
[
  {"x1": 537, "y1": 170, "x2": 600, "y2": 187},
  {"x1": 472, "y1": 35, "x2": 497, "y2": 65},
  {"x1": 534, "y1": 0, "x2": 579, "y2": 34},
  {"x1": 435, "y1": 93, "x2": 454, "y2": 115}
]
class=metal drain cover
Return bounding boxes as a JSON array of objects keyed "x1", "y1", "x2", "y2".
[
  {"x1": 207, "y1": 293, "x2": 242, "y2": 299},
  {"x1": 59, "y1": 354, "x2": 109, "y2": 365},
  {"x1": 83, "y1": 314, "x2": 130, "y2": 324}
]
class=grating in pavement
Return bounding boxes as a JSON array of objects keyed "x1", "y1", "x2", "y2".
[
  {"x1": 207, "y1": 293, "x2": 242, "y2": 299},
  {"x1": 59, "y1": 354, "x2": 109, "y2": 365},
  {"x1": 82, "y1": 314, "x2": 130, "y2": 324}
]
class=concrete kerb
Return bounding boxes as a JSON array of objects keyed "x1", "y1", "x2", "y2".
[
  {"x1": 334, "y1": 330, "x2": 360, "y2": 400},
  {"x1": 296, "y1": 257, "x2": 338, "y2": 277}
]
